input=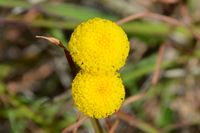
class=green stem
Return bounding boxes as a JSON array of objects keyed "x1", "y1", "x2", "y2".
[{"x1": 90, "y1": 118, "x2": 104, "y2": 133}]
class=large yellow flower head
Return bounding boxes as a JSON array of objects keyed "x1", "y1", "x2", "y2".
[
  {"x1": 68, "y1": 17, "x2": 129, "y2": 73},
  {"x1": 72, "y1": 71, "x2": 125, "y2": 119}
]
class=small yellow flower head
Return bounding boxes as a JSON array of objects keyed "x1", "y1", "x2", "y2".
[
  {"x1": 72, "y1": 71, "x2": 125, "y2": 118},
  {"x1": 68, "y1": 17, "x2": 129, "y2": 73}
]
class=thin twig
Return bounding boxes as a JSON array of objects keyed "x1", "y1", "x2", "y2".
[
  {"x1": 116, "y1": 111, "x2": 139, "y2": 127},
  {"x1": 159, "y1": 0, "x2": 178, "y2": 4},
  {"x1": 105, "y1": 118, "x2": 112, "y2": 130},
  {"x1": 108, "y1": 119, "x2": 119, "y2": 133},
  {"x1": 162, "y1": 120, "x2": 200, "y2": 133},
  {"x1": 73, "y1": 113, "x2": 82, "y2": 133},
  {"x1": 36, "y1": 36, "x2": 65, "y2": 48},
  {"x1": 152, "y1": 43, "x2": 167, "y2": 85},
  {"x1": 116, "y1": 111, "x2": 159, "y2": 133},
  {"x1": 178, "y1": 2, "x2": 200, "y2": 42},
  {"x1": 116, "y1": 12, "x2": 181, "y2": 26},
  {"x1": 116, "y1": 12, "x2": 200, "y2": 42},
  {"x1": 36, "y1": 36, "x2": 77, "y2": 77},
  {"x1": 62, "y1": 116, "x2": 88, "y2": 133},
  {"x1": 63, "y1": 49, "x2": 77, "y2": 77},
  {"x1": 179, "y1": 0, "x2": 191, "y2": 25},
  {"x1": 123, "y1": 93, "x2": 145, "y2": 106}
]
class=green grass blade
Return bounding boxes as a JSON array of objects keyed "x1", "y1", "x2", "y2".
[{"x1": 0, "y1": 0, "x2": 117, "y2": 20}]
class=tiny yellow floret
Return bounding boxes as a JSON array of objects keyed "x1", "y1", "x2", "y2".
[
  {"x1": 68, "y1": 17, "x2": 129, "y2": 73},
  {"x1": 72, "y1": 71, "x2": 125, "y2": 118}
]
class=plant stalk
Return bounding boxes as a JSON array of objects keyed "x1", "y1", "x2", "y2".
[{"x1": 90, "y1": 118, "x2": 104, "y2": 133}]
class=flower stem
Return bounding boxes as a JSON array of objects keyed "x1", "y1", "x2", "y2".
[
  {"x1": 63, "y1": 49, "x2": 77, "y2": 77},
  {"x1": 35, "y1": 36, "x2": 78, "y2": 77},
  {"x1": 90, "y1": 118, "x2": 104, "y2": 133}
]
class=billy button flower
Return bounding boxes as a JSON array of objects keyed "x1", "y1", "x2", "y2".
[
  {"x1": 72, "y1": 71, "x2": 125, "y2": 119},
  {"x1": 68, "y1": 17, "x2": 129, "y2": 73},
  {"x1": 68, "y1": 17, "x2": 130, "y2": 119}
]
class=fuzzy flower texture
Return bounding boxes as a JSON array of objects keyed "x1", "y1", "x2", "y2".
[{"x1": 68, "y1": 18, "x2": 129, "y2": 118}]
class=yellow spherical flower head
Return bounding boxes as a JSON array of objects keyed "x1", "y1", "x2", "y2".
[
  {"x1": 72, "y1": 71, "x2": 125, "y2": 119},
  {"x1": 68, "y1": 17, "x2": 129, "y2": 73}
]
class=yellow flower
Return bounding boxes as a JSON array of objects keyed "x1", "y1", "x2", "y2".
[
  {"x1": 69, "y1": 18, "x2": 129, "y2": 119},
  {"x1": 72, "y1": 71, "x2": 125, "y2": 118},
  {"x1": 68, "y1": 17, "x2": 129, "y2": 73}
]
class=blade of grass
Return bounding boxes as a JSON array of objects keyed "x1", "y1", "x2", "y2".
[
  {"x1": 3, "y1": 94, "x2": 46, "y2": 125},
  {"x1": 0, "y1": 64, "x2": 12, "y2": 80},
  {"x1": 121, "y1": 54, "x2": 177, "y2": 85},
  {"x1": 117, "y1": 111, "x2": 159, "y2": 133},
  {"x1": 0, "y1": 0, "x2": 117, "y2": 20},
  {"x1": 121, "y1": 48, "x2": 200, "y2": 86},
  {"x1": 1, "y1": 17, "x2": 192, "y2": 41}
]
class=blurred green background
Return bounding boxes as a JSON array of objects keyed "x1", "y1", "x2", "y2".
[{"x1": 1, "y1": 0, "x2": 200, "y2": 133}]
